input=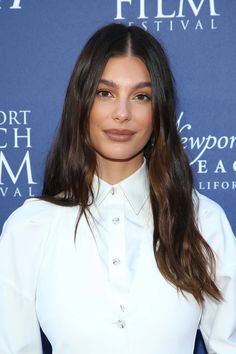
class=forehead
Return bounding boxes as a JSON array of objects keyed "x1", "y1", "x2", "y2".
[{"x1": 100, "y1": 56, "x2": 151, "y2": 81}]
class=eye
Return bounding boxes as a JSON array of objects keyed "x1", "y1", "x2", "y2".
[
  {"x1": 134, "y1": 93, "x2": 151, "y2": 101},
  {"x1": 96, "y1": 89, "x2": 113, "y2": 98}
]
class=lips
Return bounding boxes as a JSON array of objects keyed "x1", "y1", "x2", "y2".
[{"x1": 103, "y1": 129, "x2": 136, "y2": 142}]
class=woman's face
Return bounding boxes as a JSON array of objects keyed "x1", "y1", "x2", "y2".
[{"x1": 89, "y1": 55, "x2": 153, "y2": 169}]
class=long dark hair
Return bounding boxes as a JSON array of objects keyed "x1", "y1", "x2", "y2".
[{"x1": 42, "y1": 23, "x2": 222, "y2": 304}]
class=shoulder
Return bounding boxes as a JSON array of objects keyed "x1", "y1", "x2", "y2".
[
  {"x1": 0, "y1": 198, "x2": 79, "y2": 297},
  {"x1": 0, "y1": 198, "x2": 73, "y2": 258},
  {"x1": 1, "y1": 198, "x2": 80, "y2": 248},
  {"x1": 5, "y1": 197, "x2": 61, "y2": 221},
  {"x1": 194, "y1": 191, "x2": 236, "y2": 264},
  {"x1": 1, "y1": 198, "x2": 61, "y2": 236}
]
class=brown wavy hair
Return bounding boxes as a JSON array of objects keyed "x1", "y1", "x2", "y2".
[{"x1": 42, "y1": 23, "x2": 222, "y2": 304}]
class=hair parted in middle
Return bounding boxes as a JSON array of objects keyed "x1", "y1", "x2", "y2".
[{"x1": 42, "y1": 23, "x2": 222, "y2": 304}]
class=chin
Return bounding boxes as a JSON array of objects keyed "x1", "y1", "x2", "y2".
[{"x1": 99, "y1": 150, "x2": 143, "y2": 163}]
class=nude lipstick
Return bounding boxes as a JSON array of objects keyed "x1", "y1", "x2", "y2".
[{"x1": 103, "y1": 129, "x2": 135, "y2": 142}]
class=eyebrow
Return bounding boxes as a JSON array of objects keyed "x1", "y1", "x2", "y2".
[{"x1": 99, "y1": 79, "x2": 152, "y2": 89}]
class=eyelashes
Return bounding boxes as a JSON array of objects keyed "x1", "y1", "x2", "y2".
[
  {"x1": 95, "y1": 89, "x2": 152, "y2": 102},
  {"x1": 96, "y1": 90, "x2": 113, "y2": 98},
  {"x1": 134, "y1": 93, "x2": 151, "y2": 101}
]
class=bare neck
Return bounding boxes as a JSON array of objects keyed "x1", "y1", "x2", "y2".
[{"x1": 96, "y1": 156, "x2": 144, "y2": 185}]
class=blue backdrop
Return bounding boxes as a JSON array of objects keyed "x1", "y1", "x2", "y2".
[{"x1": 0, "y1": 1, "x2": 235, "y2": 353}]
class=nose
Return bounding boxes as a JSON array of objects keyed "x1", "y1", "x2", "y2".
[{"x1": 112, "y1": 98, "x2": 130, "y2": 122}]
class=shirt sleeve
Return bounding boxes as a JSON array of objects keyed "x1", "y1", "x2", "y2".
[
  {"x1": 0, "y1": 280, "x2": 43, "y2": 354},
  {"x1": 197, "y1": 194, "x2": 236, "y2": 354},
  {"x1": 0, "y1": 200, "x2": 52, "y2": 354}
]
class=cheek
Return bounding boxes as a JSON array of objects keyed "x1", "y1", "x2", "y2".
[
  {"x1": 90, "y1": 101, "x2": 112, "y2": 122},
  {"x1": 89, "y1": 107, "x2": 98, "y2": 126},
  {"x1": 137, "y1": 109, "x2": 153, "y2": 133},
  {"x1": 89, "y1": 106, "x2": 103, "y2": 136}
]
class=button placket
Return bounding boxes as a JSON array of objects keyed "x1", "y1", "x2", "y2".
[
  {"x1": 110, "y1": 224, "x2": 124, "y2": 274},
  {"x1": 109, "y1": 188, "x2": 124, "y2": 273},
  {"x1": 105, "y1": 187, "x2": 129, "y2": 312}
]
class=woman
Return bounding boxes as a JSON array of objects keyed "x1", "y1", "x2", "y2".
[{"x1": 0, "y1": 23, "x2": 235, "y2": 354}]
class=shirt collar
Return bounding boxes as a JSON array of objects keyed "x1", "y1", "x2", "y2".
[{"x1": 92, "y1": 159, "x2": 149, "y2": 215}]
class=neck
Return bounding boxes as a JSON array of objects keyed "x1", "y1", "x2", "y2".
[{"x1": 96, "y1": 156, "x2": 144, "y2": 184}]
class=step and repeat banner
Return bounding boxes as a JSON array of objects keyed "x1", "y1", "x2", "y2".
[{"x1": 0, "y1": 1, "x2": 235, "y2": 353}]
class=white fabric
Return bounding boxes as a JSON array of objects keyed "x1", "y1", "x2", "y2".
[{"x1": 0, "y1": 162, "x2": 236, "y2": 354}]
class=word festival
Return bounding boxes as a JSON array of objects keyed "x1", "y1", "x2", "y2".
[
  {"x1": 115, "y1": 0, "x2": 220, "y2": 31},
  {"x1": 0, "y1": 109, "x2": 37, "y2": 198}
]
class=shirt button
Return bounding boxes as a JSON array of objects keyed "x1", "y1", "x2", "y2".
[
  {"x1": 112, "y1": 258, "x2": 121, "y2": 266},
  {"x1": 112, "y1": 217, "x2": 120, "y2": 224},
  {"x1": 111, "y1": 187, "x2": 115, "y2": 195},
  {"x1": 117, "y1": 319, "x2": 126, "y2": 328}
]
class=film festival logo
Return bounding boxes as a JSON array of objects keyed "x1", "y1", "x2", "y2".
[
  {"x1": 0, "y1": 0, "x2": 22, "y2": 9},
  {"x1": 0, "y1": 110, "x2": 37, "y2": 198},
  {"x1": 177, "y1": 112, "x2": 236, "y2": 191},
  {"x1": 114, "y1": 0, "x2": 220, "y2": 32}
]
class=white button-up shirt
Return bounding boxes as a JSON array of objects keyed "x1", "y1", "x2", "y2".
[{"x1": 0, "y1": 162, "x2": 236, "y2": 354}]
